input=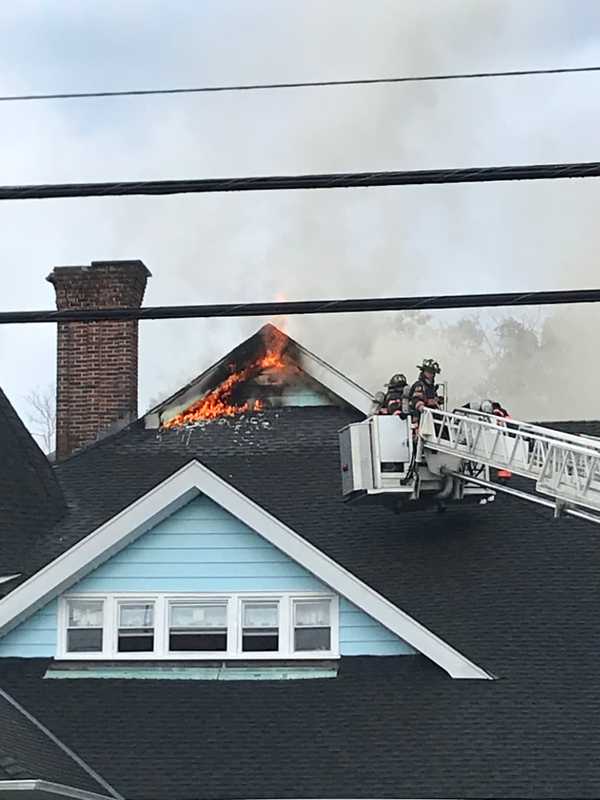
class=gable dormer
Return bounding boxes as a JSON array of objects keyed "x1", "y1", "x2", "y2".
[{"x1": 144, "y1": 324, "x2": 374, "y2": 429}]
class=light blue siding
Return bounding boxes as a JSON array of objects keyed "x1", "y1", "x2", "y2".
[
  {"x1": 73, "y1": 496, "x2": 325, "y2": 594},
  {"x1": 339, "y1": 599, "x2": 414, "y2": 655},
  {"x1": 279, "y1": 385, "x2": 332, "y2": 406},
  {"x1": 0, "y1": 600, "x2": 58, "y2": 657},
  {"x1": 0, "y1": 496, "x2": 414, "y2": 658}
]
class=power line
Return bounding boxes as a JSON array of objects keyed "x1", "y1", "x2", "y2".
[
  {"x1": 4, "y1": 160, "x2": 600, "y2": 201},
  {"x1": 2, "y1": 65, "x2": 600, "y2": 103},
  {"x1": 3, "y1": 288, "x2": 600, "y2": 325}
]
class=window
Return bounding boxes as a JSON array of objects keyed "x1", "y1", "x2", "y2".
[
  {"x1": 66, "y1": 599, "x2": 103, "y2": 653},
  {"x1": 293, "y1": 599, "x2": 331, "y2": 652},
  {"x1": 169, "y1": 602, "x2": 228, "y2": 652},
  {"x1": 242, "y1": 601, "x2": 279, "y2": 652},
  {"x1": 118, "y1": 602, "x2": 155, "y2": 653},
  {"x1": 60, "y1": 593, "x2": 337, "y2": 660}
]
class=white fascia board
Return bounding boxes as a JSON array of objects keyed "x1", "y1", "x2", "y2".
[
  {"x1": 0, "y1": 781, "x2": 112, "y2": 800},
  {"x1": 0, "y1": 461, "x2": 491, "y2": 680}
]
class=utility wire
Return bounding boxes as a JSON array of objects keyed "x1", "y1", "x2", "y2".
[
  {"x1": 2, "y1": 65, "x2": 600, "y2": 103},
  {"x1": 3, "y1": 288, "x2": 600, "y2": 325},
  {"x1": 3, "y1": 160, "x2": 600, "y2": 201}
]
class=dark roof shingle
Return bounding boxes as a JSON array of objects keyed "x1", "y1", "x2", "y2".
[
  {"x1": 0, "y1": 655, "x2": 599, "y2": 800},
  {"x1": 3, "y1": 406, "x2": 600, "y2": 798},
  {"x1": 0, "y1": 389, "x2": 65, "y2": 581},
  {"x1": 0, "y1": 686, "x2": 111, "y2": 794}
]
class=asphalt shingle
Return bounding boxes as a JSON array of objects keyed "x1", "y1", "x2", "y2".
[
  {"x1": 2, "y1": 399, "x2": 600, "y2": 798},
  {"x1": 0, "y1": 687, "x2": 111, "y2": 794},
  {"x1": 0, "y1": 388, "x2": 65, "y2": 582}
]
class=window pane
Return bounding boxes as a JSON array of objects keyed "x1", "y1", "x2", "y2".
[
  {"x1": 67, "y1": 600, "x2": 103, "y2": 628},
  {"x1": 119, "y1": 603, "x2": 154, "y2": 628},
  {"x1": 294, "y1": 627, "x2": 331, "y2": 652},
  {"x1": 169, "y1": 632, "x2": 227, "y2": 652},
  {"x1": 170, "y1": 604, "x2": 226, "y2": 629},
  {"x1": 67, "y1": 628, "x2": 103, "y2": 653},
  {"x1": 243, "y1": 603, "x2": 278, "y2": 628},
  {"x1": 242, "y1": 632, "x2": 279, "y2": 652},
  {"x1": 118, "y1": 632, "x2": 154, "y2": 653},
  {"x1": 169, "y1": 603, "x2": 228, "y2": 652},
  {"x1": 294, "y1": 600, "x2": 330, "y2": 627}
]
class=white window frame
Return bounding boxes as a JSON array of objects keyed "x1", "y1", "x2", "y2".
[{"x1": 57, "y1": 592, "x2": 339, "y2": 660}]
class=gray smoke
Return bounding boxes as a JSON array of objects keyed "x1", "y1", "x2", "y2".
[{"x1": 2, "y1": 1, "x2": 600, "y2": 429}]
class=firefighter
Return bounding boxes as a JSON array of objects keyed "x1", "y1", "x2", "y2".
[
  {"x1": 492, "y1": 401, "x2": 512, "y2": 479},
  {"x1": 409, "y1": 359, "x2": 442, "y2": 416},
  {"x1": 379, "y1": 373, "x2": 408, "y2": 416}
]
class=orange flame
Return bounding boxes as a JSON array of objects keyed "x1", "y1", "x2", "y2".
[{"x1": 163, "y1": 330, "x2": 286, "y2": 428}]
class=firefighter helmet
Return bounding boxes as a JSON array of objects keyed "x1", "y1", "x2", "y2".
[
  {"x1": 387, "y1": 373, "x2": 407, "y2": 387},
  {"x1": 416, "y1": 358, "x2": 441, "y2": 374}
]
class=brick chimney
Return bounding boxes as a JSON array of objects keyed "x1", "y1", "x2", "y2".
[{"x1": 47, "y1": 260, "x2": 151, "y2": 460}]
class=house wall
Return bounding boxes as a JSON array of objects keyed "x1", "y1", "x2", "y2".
[{"x1": 0, "y1": 496, "x2": 415, "y2": 658}]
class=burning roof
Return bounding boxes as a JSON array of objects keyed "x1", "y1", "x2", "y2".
[
  {"x1": 148, "y1": 324, "x2": 374, "y2": 430},
  {"x1": 163, "y1": 326, "x2": 289, "y2": 427}
]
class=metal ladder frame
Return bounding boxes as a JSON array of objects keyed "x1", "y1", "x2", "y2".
[{"x1": 419, "y1": 408, "x2": 600, "y2": 516}]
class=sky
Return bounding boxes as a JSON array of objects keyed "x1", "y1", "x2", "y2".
[{"x1": 2, "y1": 0, "x2": 600, "y2": 441}]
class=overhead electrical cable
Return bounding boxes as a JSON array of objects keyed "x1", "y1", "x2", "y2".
[
  {"x1": 2, "y1": 64, "x2": 600, "y2": 103},
  {"x1": 3, "y1": 288, "x2": 600, "y2": 325},
  {"x1": 4, "y1": 160, "x2": 600, "y2": 201}
]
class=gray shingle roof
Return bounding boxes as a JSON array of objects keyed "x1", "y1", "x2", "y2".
[
  {"x1": 0, "y1": 687, "x2": 111, "y2": 794},
  {"x1": 0, "y1": 654, "x2": 599, "y2": 800},
  {"x1": 2, "y1": 394, "x2": 600, "y2": 798},
  {"x1": 0, "y1": 388, "x2": 65, "y2": 582}
]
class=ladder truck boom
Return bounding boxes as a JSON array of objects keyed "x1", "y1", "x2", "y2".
[
  {"x1": 419, "y1": 408, "x2": 600, "y2": 517},
  {"x1": 339, "y1": 408, "x2": 600, "y2": 525}
]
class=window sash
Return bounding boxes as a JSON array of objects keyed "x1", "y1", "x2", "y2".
[
  {"x1": 293, "y1": 599, "x2": 331, "y2": 628},
  {"x1": 119, "y1": 602, "x2": 155, "y2": 629},
  {"x1": 242, "y1": 602, "x2": 279, "y2": 629},
  {"x1": 67, "y1": 599, "x2": 104, "y2": 629},
  {"x1": 168, "y1": 602, "x2": 228, "y2": 652},
  {"x1": 293, "y1": 599, "x2": 332, "y2": 653},
  {"x1": 169, "y1": 602, "x2": 227, "y2": 630},
  {"x1": 65, "y1": 600, "x2": 104, "y2": 654}
]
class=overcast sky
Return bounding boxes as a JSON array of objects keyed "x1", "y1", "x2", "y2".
[{"x1": 2, "y1": 1, "x2": 600, "y2": 433}]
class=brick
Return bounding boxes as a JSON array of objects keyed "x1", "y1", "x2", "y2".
[{"x1": 47, "y1": 260, "x2": 150, "y2": 460}]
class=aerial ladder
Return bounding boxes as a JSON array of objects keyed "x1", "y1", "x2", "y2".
[{"x1": 339, "y1": 407, "x2": 600, "y2": 526}]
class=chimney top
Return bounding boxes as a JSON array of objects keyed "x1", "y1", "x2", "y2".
[{"x1": 47, "y1": 259, "x2": 152, "y2": 285}]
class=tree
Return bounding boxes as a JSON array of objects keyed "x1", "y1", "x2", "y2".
[{"x1": 25, "y1": 385, "x2": 56, "y2": 455}]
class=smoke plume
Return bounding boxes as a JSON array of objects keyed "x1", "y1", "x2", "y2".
[{"x1": 1, "y1": 2, "x2": 600, "y2": 426}]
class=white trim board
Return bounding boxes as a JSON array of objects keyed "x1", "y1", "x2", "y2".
[
  {"x1": 0, "y1": 781, "x2": 113, "y2": 800},
  {"x1": 0, "y1": 461, "x2": 491, "y2": 679}
]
